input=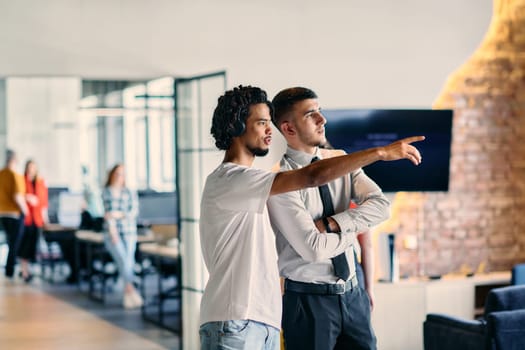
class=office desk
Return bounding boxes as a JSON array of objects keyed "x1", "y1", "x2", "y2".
[
  {"x1": 42, "y1": 223, "x2": 76, "y2": 240},
  {"x1": 75, "y1": 230, "x2": 107, "y2": 301},
  {"x1": 139, "y1": 242, "x2": 181, "y2": 334},
  {"x1": 372, "y1": 272, "x2": 511, "y2": 350},
  {"x1": 75, "y1": 230, "x2": 155, "y2": 303},
  {"x1": 41, "y1": 224, "x2": 76, "y2": 282}
]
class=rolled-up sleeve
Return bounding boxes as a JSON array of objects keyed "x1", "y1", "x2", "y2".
[
  {"x1": 331, "y1": 168, "x2": 390, "y2": 234},
  {"x1": 102, "y1": 188, "x2": 112, "y2": 213},
  {"x1": 268, "y1": 190, "x2": 356, "y2": 262},
  {"x1": 127, "y1": 190, "x2": 139, "y2": 219}
]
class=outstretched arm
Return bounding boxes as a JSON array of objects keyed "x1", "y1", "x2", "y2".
[{"x1": 270, "y1": 136, "x2": 425, "y2": 196}]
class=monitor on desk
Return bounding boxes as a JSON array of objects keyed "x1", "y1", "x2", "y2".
[
  {"x1": 57, "y1": 192, "x2": 84, "y2": 228},
  {"x1": 137, "y1": 191, "x2": 178, "y2": 226},
  {"x1": 47, "y1": 187, "x2": 69, "y2": 224}
]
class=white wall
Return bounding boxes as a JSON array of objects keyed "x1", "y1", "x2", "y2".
[
  {"x1": 0, "y1": 0, "x2": 492, "y2": 107},
  {"x1": 5, "y1": 77, "x2": 82, "y2": 188},
  {"x1": 0, "y1": 0, "x2": 493, "y2": 170},
  {"x1": 0, "y1": 80, "x2": 6, "y2": 158}
]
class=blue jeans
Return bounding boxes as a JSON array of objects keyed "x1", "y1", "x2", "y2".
[
  {"x1": 103, "y1": 233, "x2": 137, "y2": 284},
  {"x1": 199, "y1": 320, "x2": 280, "y2": 350}
]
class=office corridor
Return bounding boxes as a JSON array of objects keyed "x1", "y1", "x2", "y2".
[{"x1": 0, "y1": 275, "x2": 180, "y2": 350}]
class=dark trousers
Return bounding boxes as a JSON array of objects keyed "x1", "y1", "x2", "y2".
[
  {"x1": 1, "y1": 217, "x2": 25, "y2": 277},
  {"x1": 282, "y1": 284, "x2": 376, "y2": 350},
  {"x1": 18, "y1": 224, "x2": 41, "y2": 261},
  {"x1": 57, "y1": 236, "x2": 86, "y2": 283}
]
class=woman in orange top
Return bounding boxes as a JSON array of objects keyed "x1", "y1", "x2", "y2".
[{"x1": 18, "y1": 160, "x2": 48, "y2": 282}]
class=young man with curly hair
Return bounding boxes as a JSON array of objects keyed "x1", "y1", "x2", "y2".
[{"x1": 199, "y1": 85, "x2": 424, "y2": 350}]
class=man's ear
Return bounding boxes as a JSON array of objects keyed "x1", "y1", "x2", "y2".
[{"x1": 281, "y1": 121, "x2": 296, "y2": 137}]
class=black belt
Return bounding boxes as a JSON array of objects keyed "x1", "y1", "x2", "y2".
[{"x1": 284, "y1": 275, "x2": 358, "y2": 295}]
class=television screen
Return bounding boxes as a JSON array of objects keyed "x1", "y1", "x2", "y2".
[{"x1": 323, "y1": 109, "x2": 453, "y2": 192}]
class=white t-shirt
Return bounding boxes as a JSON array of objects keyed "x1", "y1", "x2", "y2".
[{"x1": 199, "y1": 162, "x2": 280, "y2": 329}]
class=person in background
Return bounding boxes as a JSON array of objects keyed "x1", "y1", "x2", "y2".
[
  {"x1": 18, "y1": 159, "x2": 49, "y2": 283},
  {"x1": 58, "y1": 165, "x2": 104, "y2": 284},
  {"x1": 198, "y1": 85, "x2": 424, "y2": 350},
  {"x1": 80, "y1": 165, "x2": 104, "y2": 231},
  {"x1": 267, "y1": 87, "x2": 391, "y2": 350},
  {"x1": 102, "y1": 163, "x2": 143, "y2": 309},
  {"x1": 0, "y1": 149, "x2": 28, "y2": 280}
]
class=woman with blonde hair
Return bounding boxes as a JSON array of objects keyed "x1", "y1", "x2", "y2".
[{"x1": 102, "y1": 163, "x2": 142, "y2": 308}]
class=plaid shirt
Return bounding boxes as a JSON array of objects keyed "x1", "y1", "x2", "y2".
[{"x1": 102, "y1": 187, "x2": 138, "y2": 236}]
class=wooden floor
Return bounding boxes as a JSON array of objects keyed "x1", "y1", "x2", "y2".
[{"x1": 0, "y1": 275, "x2": 180, "y2": 350}]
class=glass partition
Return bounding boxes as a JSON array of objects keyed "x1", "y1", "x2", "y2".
[{"x1": 79, "y1": 78, "x2": 176, "y2": 191}]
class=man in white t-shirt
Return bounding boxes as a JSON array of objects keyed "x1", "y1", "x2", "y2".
[{"x1": 199, "y1": 85, "x2": 424, "y2": 350}]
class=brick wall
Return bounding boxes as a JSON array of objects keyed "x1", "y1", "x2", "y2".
[{"x1": 374, "y1": 0, "x2": 525, "y2": 277}]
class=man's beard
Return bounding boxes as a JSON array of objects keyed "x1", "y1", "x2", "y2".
[{"x1": 248, "y1": 146, "x2": 269, "y2": 157}]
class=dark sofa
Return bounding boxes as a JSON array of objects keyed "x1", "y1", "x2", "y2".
[{"x1": 423, "y1": 285, "x2": 525, "y2": 350}]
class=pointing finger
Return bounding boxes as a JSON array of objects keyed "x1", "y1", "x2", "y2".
[{"x1": 402, "y1": 136, "x2": 425, "y2": 144}]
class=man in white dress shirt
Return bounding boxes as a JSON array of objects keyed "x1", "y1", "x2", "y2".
[
  {"x1": 199, "y1": 85, "x2": 424, "y2": 350},
  {"x1": 267, "y1": 87, "x2": 396, "y2": 350}
]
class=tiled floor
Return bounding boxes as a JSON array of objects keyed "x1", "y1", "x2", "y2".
[{"x1": 0, "y1": 274, "x2": 181, "y2": 350}]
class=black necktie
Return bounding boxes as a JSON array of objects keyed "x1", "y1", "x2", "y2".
[{"x1": 311, "y1": 157, "x2": 350, "y2": 281}]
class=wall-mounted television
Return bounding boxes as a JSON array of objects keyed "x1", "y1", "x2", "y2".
[{"x1": 323, "y1": 109, "x2": 453, "y2": 192}]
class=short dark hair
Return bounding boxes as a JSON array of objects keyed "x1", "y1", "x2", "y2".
[
  {"x1": 5, "y1": 149, "x2": 16, "y2": 163},
  {"x1": 271, "y1": 87, "x2": 318, "y2": 128},
  {"x1": 211, "y1": 85, "x2": 273, "y2": 150}
]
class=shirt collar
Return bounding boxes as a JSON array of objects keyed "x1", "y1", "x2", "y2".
[{"x1": 285, "y1": 145, "x2": 322, "y2": 166}]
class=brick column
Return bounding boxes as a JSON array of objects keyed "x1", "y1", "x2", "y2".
[{"x1": 376, "y1": 0, "x2": 525, "y2": 277}]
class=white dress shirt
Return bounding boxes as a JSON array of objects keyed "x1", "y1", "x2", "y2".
[{"x1": 267, "y1": 146, "x2": 390, "y2": 284}]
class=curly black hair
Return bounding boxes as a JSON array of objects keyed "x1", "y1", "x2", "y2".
[{"x1": 211, "y1": 85, "x2": 273, "y2": 150}]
